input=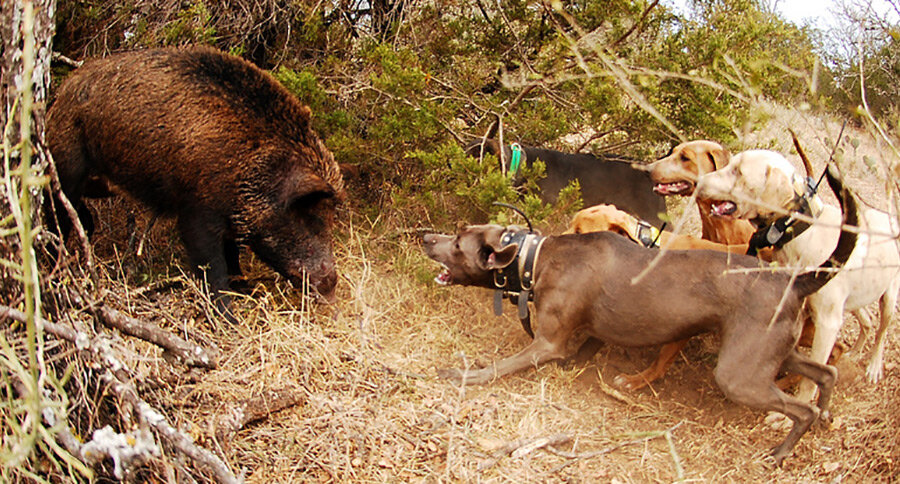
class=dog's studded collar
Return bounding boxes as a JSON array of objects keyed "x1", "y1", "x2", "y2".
[
  {"x1": 493, "y1": 230, "x2": 545, "y2": 292},
  {"x1": 747, "y1": 175, "x2": 823, "y2": 256},
  {"x1": 492, "y1": 229, "x2": 545, "y2": 338}
]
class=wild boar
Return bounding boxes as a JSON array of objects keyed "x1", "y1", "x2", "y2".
[{"x1": 47, "y1": 46, "x2": 345, "y2": 319}]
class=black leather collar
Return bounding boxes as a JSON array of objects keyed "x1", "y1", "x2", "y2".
[
  {"x1": 492, "y1": 229, "x2": 545, "y2": 338},
  {"x1": 746, "y1": 177, "x2": 817, "y2": 257}
]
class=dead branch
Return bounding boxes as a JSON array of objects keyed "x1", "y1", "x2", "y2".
[
  {"x1": 1, "y1": 303, "x2": 237, "y2": 482},
  {"x1": 51, "y1": 51, "x2": 83, "y2": 68},
  {"x1": 1, "y1": 303, "x2": 81, "y2": 344},
  {"x1": 546, "y1": 421, "x2": 684, "y2": 473},
  {"x1": 103, "y1": 370, "x2": 240, "y2": 484},
  {"x1": 214, "y1": 388, "x2": 306, "y2": 448},
  {"x1": 611, "y1": 0, "x2": 660, "y2": 48},
  {"x1": 478, "y1": 433, "x2": 571, "y2": 470},
  {"x1": 94, "y1": 303, "x2": 219, "y2": 369},
  {"x1": 44, "y1": 150, "x2": 98, "y2": 284}
]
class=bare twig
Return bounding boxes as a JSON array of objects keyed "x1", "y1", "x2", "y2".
[
  {"x1": 51, "y1": 51, "x2": 83, "y2": 68},
  {"x1": 103, "y1": 373, "x2": 241, "y2": 484},
  {"x1": 611, "y1": 0, "x2": 660, "y2": 48},
  {"x1": 44, "y1": 150, "x2": 98, "y2": 284},
  {"x1": 478, "y1": 433, "x2": 571, "y2": 470},
  {"x1": 546, "y1": 422, "x2": 684, "y2": 473},
  {"x1": 94, "y1": 304, "x2": 219, "y2": 369},
  {"x1": 214, "y1": 388, "x2": 306, "y2": 448}
]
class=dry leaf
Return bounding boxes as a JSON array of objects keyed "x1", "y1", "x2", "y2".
[{"x1": 475, "y1": 437, "x2": 505, "y2": 451}]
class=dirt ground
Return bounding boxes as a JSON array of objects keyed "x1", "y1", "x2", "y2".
[{"x1": 78, "y1": 115, "x2": 900, "y2": 482}]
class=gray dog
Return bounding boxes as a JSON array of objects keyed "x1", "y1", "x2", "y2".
[{"x1": 424, "y1": 164, "x2": 857, "y2": 466}]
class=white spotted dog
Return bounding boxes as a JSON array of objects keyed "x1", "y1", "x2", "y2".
[{"x1": 696, "y1": 149, "x2": 900, "y2": 403}]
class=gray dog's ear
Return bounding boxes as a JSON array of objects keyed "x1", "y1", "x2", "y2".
[{"x1": 482, "y1": 244, "x2": 518, "y2": 270}]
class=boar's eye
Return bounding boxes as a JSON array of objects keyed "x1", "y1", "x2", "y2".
[
  {"x1": 291, "y1": 190, "x2": 335, "y2": 213},
  {"x1": 290, "y1": 190, "x2": 336, "y2": 232}
]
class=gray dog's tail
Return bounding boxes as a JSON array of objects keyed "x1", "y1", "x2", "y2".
[{"x1": 792, "y1": 163, "x2": 858, "y2": 298}]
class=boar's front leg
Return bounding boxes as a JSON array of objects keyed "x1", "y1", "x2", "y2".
[
  {"x1": 224, "y1": 238, "x2": 242, "y2": 277},
  {"x1": 177, "y1": 207, "x2": 237, "y2": 324}
]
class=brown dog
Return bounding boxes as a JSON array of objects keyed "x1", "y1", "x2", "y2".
[
  {"x1": 423, "y1": 165, "x2": 857, "y2": 466},
  {"x1": 648, "y1": 140, "x2": 755, "y2": 244},
  {"x1": 564, "y1": 204, "x2": 747, "y2": 390}
]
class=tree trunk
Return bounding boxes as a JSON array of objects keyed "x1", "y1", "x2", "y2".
[{"x1": 1, "y1": 0, "x2": 56, "y2": 171}]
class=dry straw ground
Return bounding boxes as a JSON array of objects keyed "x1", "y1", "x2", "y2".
[{"x1": 81, "y1": 109, "x2": 899, "y2": 482}]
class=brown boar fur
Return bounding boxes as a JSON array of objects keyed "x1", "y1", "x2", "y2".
[{"x1": 47, "y1": 46, "x2": 345, "y2": 319}]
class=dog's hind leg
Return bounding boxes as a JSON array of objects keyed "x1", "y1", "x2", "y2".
[
  {"x1": 780, "y1": 350, "x2": 837, "y2": 415},
  {"x1": 866, "y1": 280, "x2": 899, "y2": 383},
  {"x1": 848, "y1": 308, "x2": 875, "y2": 355},
  {"x1": 717, "y1": 365, "x2": 822, "y2": 466},
  {"x1": 716, "y1": 337, "x2": 824, "y2": 466}
]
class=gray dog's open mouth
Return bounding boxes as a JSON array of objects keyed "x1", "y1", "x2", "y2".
[
  {"x1": 435, "y1": 266, "x2": 453, "y2": 286},
  {"x1": 653, "y1": 181, "x2": 693, "y2": 196},
  {"x1": 710, "y1": 200, "x2": 737, "y2": 217}
]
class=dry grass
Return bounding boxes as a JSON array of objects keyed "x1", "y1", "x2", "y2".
[{"x1": 72, "y1": 111, "x2": 900, "y2": 482}]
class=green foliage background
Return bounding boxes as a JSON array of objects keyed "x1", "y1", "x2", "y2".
[{"x1": 51, "y1": 0, "x2": 883, "y2": 227}]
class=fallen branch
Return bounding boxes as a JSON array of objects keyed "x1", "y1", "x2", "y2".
[
  {"x1": 546, "y1": 421, "x2": 684, "y2": 474},
  {"x1": 1, "y1": 304, "x2": 83, "y2": 346},
  {"x1": 478, "y1": 433, "x2": 571, "y2": 471},
  {"x1": 103, "y1": 371, "x2": 241, "y2": 484},
  {"x1": 94, "y1": 304, "x2": 219, "y2": 369},
  {"x1": 214, "y1": 388, "x2": 306, "y2": 449},
  {"x1": 0, "y1": 304, "x2": 239, "y2": 483}
]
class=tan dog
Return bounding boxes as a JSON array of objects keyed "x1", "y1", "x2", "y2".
[
  {"x1": 648, "y1": 140, "x2": 756, "y2": 244},
  {"x1": 697, "y1": 149, "x2": 900, "y2": 402},
  {"x1": 566, "y1": 204, "x2": 749, "y2": 252}
]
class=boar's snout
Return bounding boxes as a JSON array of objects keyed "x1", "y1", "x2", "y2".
[
  {"x1": 287, "y1": 258, "x2": 338, "y2": 302},
  {"x1": 312, "y1": 260, "x2": 338, "y2": 303}
]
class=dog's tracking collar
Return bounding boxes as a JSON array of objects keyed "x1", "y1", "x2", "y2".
[
  {"x1": 493, "y1": 229, "x2": 545, "y2": 338},
  {"x1": 508, "y1": 143, "x2": 524, "y2": 178},
  {"x1": 746, "y1": 175, "x2": 822, "y2": 256},
  {"x1": 617, "y1": 210, "x2": 662, "y2": 248},
  {"x1": 635, "y1": 220, "x2": 661, "y2": 249}
]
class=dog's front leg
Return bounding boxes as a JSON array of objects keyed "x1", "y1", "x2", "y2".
[{"x1": 438, "y1": 336, "x2": 568, "y2": 385}]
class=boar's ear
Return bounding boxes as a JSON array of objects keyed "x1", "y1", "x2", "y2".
[
  {"x1": 338, "y1": 163, "x2": 359, "y2": 180},
  {"x1": 480, "y1": 243, "x2": 518, "y2": 270}
]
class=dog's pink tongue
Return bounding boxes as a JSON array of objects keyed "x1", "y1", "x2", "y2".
[
  {"x1": 435, "y1": 269, "x2": 452, "y2": 286},
  {"x1": 711, "y1": 200, "x2": 737, "y2": 217}
]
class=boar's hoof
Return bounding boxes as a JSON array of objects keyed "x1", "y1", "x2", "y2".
[{"x1": 213, "y1": 294, "x2": 239, "y2": 325}]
